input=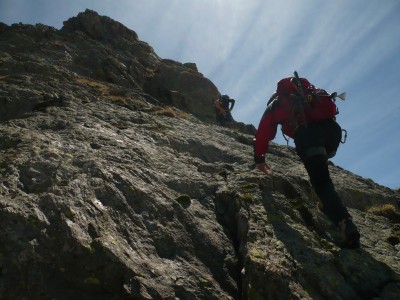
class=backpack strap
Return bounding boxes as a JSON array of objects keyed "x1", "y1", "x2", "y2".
[
  {"x1": 282, "y1": 130, "x2": 291, "y2": 145},
  {"x1": 293, "y1": 71, "x2": 306, "y2": 98},
  {"x1": 267, "y1": 92, "x2": 278, "y2": 106}
]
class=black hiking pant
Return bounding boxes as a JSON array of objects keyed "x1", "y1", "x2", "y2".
[
  {"x1": 294, "y1": 119, "x2": 351, "y2": 225},
  {"x1": 216, "y1": 111, "x2": 233, "y2": 126}
]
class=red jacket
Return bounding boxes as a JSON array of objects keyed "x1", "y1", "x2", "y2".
[{"x1": 253, "y1": 77, "x2": 337, "y2": 162}]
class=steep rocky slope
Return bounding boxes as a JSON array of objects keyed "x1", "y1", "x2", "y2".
[{"x1": 0, "y1": 10, "x2": 399, "y2": 300}]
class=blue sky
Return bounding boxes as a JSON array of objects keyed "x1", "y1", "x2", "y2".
[{"x1": 1, "y1": 0, "x2": 400, "y2": 189}]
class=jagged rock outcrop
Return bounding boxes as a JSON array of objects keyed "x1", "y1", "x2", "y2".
[
  {"x1": 0, "y1": 10, "x2": 399, "y2": 300},
  {"x1": 0, "y1": 9, "x2": 218, "y2": 124},
  {"x1": 144, "y1": 58, "x2": 218, "y2": 123}
]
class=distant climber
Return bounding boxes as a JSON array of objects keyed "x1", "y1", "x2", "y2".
[
  {"x1": 213, "y1": 94, "x2": 235, "y2": 126},
  {"x1": 253, "y1": 72, "x2": 360, "y2": 248}
]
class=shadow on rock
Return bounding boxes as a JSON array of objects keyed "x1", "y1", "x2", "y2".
[{"x1": 260, "y1": 189, "x2": 400, "y2": 300}]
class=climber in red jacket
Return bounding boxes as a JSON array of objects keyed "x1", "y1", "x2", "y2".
[{"x1": 253, "y1": 74, "x2": 360, "y2": 248}]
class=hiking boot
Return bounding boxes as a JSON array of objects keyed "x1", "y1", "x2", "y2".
[
  {"x1": 317, "y1": 201, "x2": 324, "y2": 212},
  {"x1": 339, "y1": 218, "x2": 360, "y2": 249}
]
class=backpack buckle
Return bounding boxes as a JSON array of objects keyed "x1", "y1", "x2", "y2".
[{"x1": 305, "y1": 94, "x2": 313, "y2": 104}]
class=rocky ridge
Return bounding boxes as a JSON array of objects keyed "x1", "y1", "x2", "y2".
[{"x1": 0, "y1": 10, "x2": 399, "y2": 300}]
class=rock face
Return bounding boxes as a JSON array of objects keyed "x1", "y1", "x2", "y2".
[{"x1": 0, "y1": 10, "x2": 399, "y2": 300}]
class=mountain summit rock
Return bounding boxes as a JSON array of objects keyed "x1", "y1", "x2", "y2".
[{"x1": 0, "y1": 10, "x2": 399, "y2": 300}]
